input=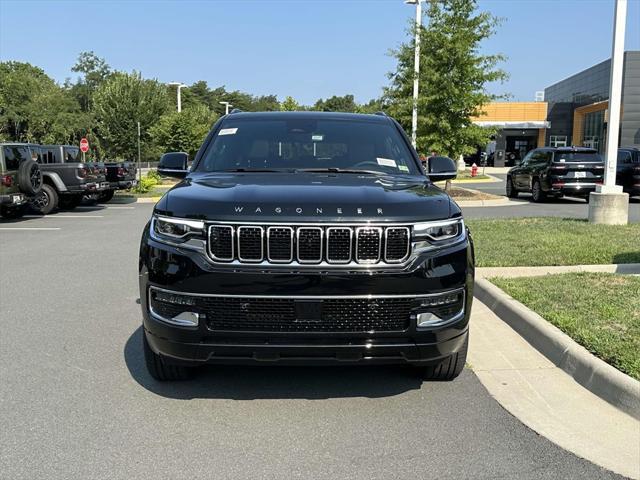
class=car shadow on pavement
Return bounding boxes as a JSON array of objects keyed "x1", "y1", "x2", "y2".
[{"x1": 124, "y1": 327, "x2": 423, "y2": 400}]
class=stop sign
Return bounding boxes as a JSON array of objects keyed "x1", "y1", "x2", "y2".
[{"x1": 80, "y1": 138, "x2": 89, "y2": 153}]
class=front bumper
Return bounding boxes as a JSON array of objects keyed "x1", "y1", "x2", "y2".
[
  {"x1": 139, "y1": 224, "x2": 474, "y2": 367},
  {"x1": 0, "y1": 193, "x2": 26, "y2": 206}
]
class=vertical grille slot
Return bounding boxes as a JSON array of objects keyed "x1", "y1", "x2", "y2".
[
  {"x1": 385, "y1": 227, "x2": 410, "y2": 263},
  {"x1": 326, "y1": 227, "x2": 352, "y2": 263},
  {"x1": 267, "y1": 227, "x2": 293, "y2": 262},
  {"x1": 356, "y1": 227, "x2": 382, "y2": 263},
  {"x1": 208, "y1": 225, "x2": 234, "y2": 261},
  {"x1": 237, "y1": 226, "x2": 264, "y2": 262},
  {"x1": 297, "y1": 227, "x2": 323, "y2": 263}
]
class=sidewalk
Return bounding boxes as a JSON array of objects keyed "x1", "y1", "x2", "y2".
[{"x1": 469, "y1": 300, "x2": 640, "y2": 479}]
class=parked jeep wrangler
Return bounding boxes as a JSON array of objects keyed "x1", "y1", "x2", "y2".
[
  {"x1": 0, "y1": 143, "x2": 43, "y2": 219},
  {"x1": 139, "y1": 111, "x2": 474, "y2": 381},
  {"x1": 30, "y1": 144, "x2": 109, "y2": 214},
  {"x1": 98, "y1": 161, "x2": 138, "y2": 203}
]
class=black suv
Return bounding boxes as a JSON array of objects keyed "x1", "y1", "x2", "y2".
[
  {"x1": 617, "y1": 147, "x2": 640, "y2": 198},
  {"x1": 506, "y1": 147, "x2": 604, "y2": 202},
  {"x1": 139, "y1": 112, "x2": 474, "y2": 381}
]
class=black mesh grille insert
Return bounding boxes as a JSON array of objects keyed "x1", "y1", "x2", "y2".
[
  {"x1": 209, "y1": 226, "x2": 233, "y2": 260},
  {"x1": 268, "y1": 227, "x2": 293, "y2": 262},
  {"x1": 238, "y1": 227, "x2": 263, "y2": 261},
  {"x1": 356, "y1": 228, "x2": 381, "y2": 262},
  {"x1": 385, "y1": 228, "x2": 409, "y2": 262},
  {"x1": 204, "y1": 297, "x2": 411, "y2": 332},
  {"x1": 298, "y1": 228, "x2": 322, "y2": 262},
  {"x1": 327, "y1": 228, "x2": 351, "y2": 263}
]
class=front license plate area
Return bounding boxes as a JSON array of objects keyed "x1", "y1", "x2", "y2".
[{"x1": 294, "y1": 300, "x2": 323, "y2": 321}]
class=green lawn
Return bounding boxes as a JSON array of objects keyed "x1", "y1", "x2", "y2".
[
  {"x1": 466, "y1": 218, "x2": 640, "y2": 267},
  {"x1": 491, "y1": 273, "x2": 640, "y2": 380}
]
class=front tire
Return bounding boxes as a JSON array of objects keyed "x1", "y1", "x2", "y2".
[
  {"x1": 30, "y1": 183, "x2": 58, "y2": 214},
  {"x1": 419, "y1": 335, "x2": 468, "y2": 381},
  {"x1": 143, "y1": 331, "x2": 194, "y2": 381},
  {"x1": 531, "y1": 179, "x2": 546, "y2": 203},
  {"x1": 506, "y1": 177, "x2": 518, "y2": 198}
]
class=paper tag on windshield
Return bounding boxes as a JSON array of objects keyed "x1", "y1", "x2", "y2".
[
  {"x1": 218, "y1": 128, "x2": 238, "y2": 136},
  {"x1": 398, "y1": 165, "x2": 409, "y2": 172},
  {"x1": 312, "y1": 134, "x2": 324, "y2": 141},
  {"x1": 377, "y1": 157, "x2": 397, "y2": 168}
]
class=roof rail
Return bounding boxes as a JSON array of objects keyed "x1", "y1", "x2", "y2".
[
  {"x1": 229, "y1": 108, "x2": 243, "y2": 114},
  {"x1": 374, "y1": 111, "x2": 387, "y2": 116}
]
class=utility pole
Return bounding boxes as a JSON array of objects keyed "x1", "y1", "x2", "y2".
[
  {"x1": 168, "y1": 82, "x2": 187, "y2": 112},
  {"x1": 405, "y1": 0, "x2": 423, "y2": 149},
  {"x1": 588, "y1": 0, "x2": 629, "y2": 224},
  {"x1": 137, "y1": 121, "x2": 141, "y2": 182},
  {"x1": 219, "y1": 101, "x2": 233, "y2": 115}
]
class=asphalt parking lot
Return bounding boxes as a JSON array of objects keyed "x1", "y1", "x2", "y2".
[{"x1": 0, "y1": 204, "x2": 627, "y2": 479}]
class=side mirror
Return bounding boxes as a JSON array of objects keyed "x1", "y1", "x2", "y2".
[
  {"x1": 427, "y1": 156, "x2": 457, "y2": 181},
  {"x1": 158, "y1": 152, "x2": 189, "y2": 179}
]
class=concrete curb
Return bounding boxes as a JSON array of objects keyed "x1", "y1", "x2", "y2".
[
  {"x1": 455, "y1": 198, "x2": 528, "y2": 207},
  {"x1": 474, "y1": 277, "x2": 640, "y2": 420},
  {"x1": 477, "y1": 263, "x2": 640, "y2": 278}
]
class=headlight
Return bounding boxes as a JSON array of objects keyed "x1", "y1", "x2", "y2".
[
  {"x1": 412, "y1": 218, "x2": 465, "y2": 245},
  {"x1": 152, "y1": 215, "x2": 205, "y2": 240}
]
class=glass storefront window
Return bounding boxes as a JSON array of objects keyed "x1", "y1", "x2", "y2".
[
  {"x1": 549, "y1": 135, "x2": 567, "y2": 147},
  {"x1": 582, "y1": 110, "x2": 605, "y2": 153}
]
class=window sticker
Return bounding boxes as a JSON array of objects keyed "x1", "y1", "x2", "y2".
[
  {"x1": 218, "y1": 128, "x2": 238, "y2": 136},
  {"x1": 312, "y1": 134, "x2": 324, "y2": 142},
  {"x1": 376, "y1": 157, "x2": 397, "y2": 168},
  {"x1": 398, "y1": 165, "x2": 409, "y2": 172}
]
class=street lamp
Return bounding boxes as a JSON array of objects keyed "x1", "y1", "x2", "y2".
[
  {"x1": 405, "y1": 0, "x2": 424, "y2": 149},
  {"x1": 588, "y1": 0, "x2": 629, "y2": 225},
  {"x1": 168, "y1": 82, "x2": 187, "y2": 112},
  {"x1": 219, "y1": 101, "x2": 233, "y2": 115}
]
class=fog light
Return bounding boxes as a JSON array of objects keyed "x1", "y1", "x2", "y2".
[
  {"x1": 415, "y1": 312, "x2": 443, "y2": 327},
  {"x1": 154, "y1": 290, "x2": 197, "y2": 306},
  {"x1": 170, "y1": 311, "x2": 200, "y2": 327},
  {"x1": 418, "y1": 294, "x2": 460, "y2": 308}
]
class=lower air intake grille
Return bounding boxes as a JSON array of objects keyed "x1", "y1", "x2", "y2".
[{"x1": 203, "y1": 297, "x2": 412, "y2": 332}]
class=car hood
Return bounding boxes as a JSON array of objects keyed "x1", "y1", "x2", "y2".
[{"x1": 155, "y1": 172, "x2": 455, "y2": 222}]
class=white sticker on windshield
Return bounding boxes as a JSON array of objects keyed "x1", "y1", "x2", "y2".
[
  {"x1": 377, "y1": 157, "x2": 397, "y2": 168},
  {"x1": 312, "y1": 134, "x2": 324, "y2": 141},
  {"x1": 218, "y1": 128, "x2": 238, "y2": 136},
  {"x1": 398, "y1": 165, "x2": 409, "y2": 172}
]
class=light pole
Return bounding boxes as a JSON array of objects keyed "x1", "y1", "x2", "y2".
[
  {"x1": 219, "y1": 101, "x2": 233, "y2": 115},
  {"x1": 168, "y1": 82, "x2": 187, "y2": 112},
  {"x1": 588, "y1": 0, "x2": 629, "y2": 225},
  {"x1": 405, "y1": 0, "x2": 423, "y2": 149}
]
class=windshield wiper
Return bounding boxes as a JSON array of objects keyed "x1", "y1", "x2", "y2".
[
  {"x1": 296, "y1": 168, "x2": 383, "y2": 175},
  {"x1": 222, "y1": 168, "x2": 285, "y2": 173}
]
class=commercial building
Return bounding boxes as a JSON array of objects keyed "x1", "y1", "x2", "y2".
[{"x1": 471, "y1": 51, "x2": 640, "y2": 166}]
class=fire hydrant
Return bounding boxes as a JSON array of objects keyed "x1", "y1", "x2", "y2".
[{"x1": 471, "y1": 163, "x2": 478, "y2": 177}]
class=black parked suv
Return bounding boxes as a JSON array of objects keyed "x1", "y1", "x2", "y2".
[
  {"x1": 0, "y1": 143, "x2": 43, "y2": 218},
  {"x1": 506, "y1": 147, "x2": 604, "y2": 202},
  {"x1": 139, "y1": 112, "x2": 474, "y2": 381},
  {"x1": 617, "y1": 147, "x2": 640, "y2": 198}
]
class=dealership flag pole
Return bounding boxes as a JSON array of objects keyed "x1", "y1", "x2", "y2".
[
  {"x1": 588, "y1": 0, "x2": 629, "y2": 224},
  {"x1": 405, "y1": 0, "x2": 423, "y2": 149}
]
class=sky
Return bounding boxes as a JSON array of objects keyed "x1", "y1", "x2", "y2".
[{"x1": 1, "y1": 0, "x2": 639, "y2": 105}]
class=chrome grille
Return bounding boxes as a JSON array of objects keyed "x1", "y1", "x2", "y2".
[
  {"x1": 355, "y1": 227, "x2": 382, "y2": 263},
  {"x1": 327, "y1": 227, "x2": 352, "y2": 263},
  {"x1": 267, "y1": 227, "x2": 293, "y2": 262},
  {"x1": 237, "y1": 226, "x2": 263, "y2": 262},
  {"x1": 385, "y1": 227, "x2": 410, "y2": 262},
  {"x1": 207, "y1": 224, "x2": 411, "y2": 266},
  {"x1": 297, "y1": 227, "x2": 322, "y2": 263}
]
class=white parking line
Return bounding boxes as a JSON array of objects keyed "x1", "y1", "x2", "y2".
[
  {"x1": 0, "y1": 227, "x2": 61, "y2": 231},
  {"x1": 77, "y1": 206, "x2": 135, "y2": 210},
  {"x1": 23, "y1": 215, "x2": 104, "y2": 218}
]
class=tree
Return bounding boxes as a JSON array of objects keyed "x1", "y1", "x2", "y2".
[
  {"x1": 385, "y1": 0, "x2": 507, "y2": 157},
  {"x1": 280, "y1": 96, "x2": 301, "y2": 111},
  {"x1": 313, "y1": 94, "x2": 358, "y2": 112},
  {"x1": 70, "y1": 51, "x2": 112, "y2": 112},
  {"x1": 150, "y1": 105, "x2": 218, "y2": 158},
  {"x1": 93, "y1": 71, "x2": 169, "y2": 160}
]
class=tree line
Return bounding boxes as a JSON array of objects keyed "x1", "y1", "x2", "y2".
[{"x1": 0, "y1": 0, "x2": 506, "y2": 161}]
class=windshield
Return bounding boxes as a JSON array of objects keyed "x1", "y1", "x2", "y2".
[
  {"x1": 554, "y1": 152, "x2": 603, "y2": 163},
  {"x1": 196, "y1": 118, "x2": 420, "y2": 175}
]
